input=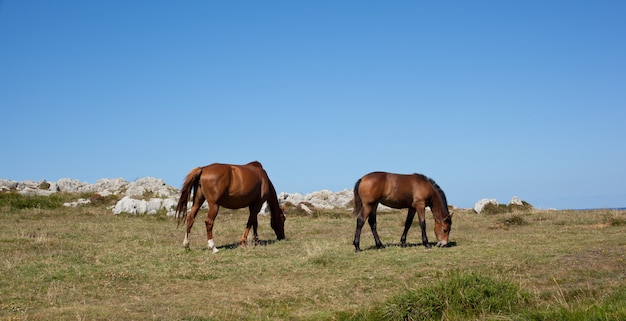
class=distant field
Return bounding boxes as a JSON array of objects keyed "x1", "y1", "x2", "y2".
[{"x1": 1, "y1": 193, "x2": 625, "y2": 320}]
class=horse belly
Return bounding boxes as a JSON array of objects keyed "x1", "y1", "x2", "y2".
[
  {"x1": 218, "y1": 194, "x2": 257, "y2": 209},
  {"x1": 379, "y1": 198, "x2": 413, "y2": 209}
]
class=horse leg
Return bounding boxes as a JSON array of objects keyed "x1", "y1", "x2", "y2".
[
  {"x1": 183, "y1": 193, "x2": 205, "y2": 249},
  {"x1": 368, "y1": 207, "x2": 385, "y2": 249},
  {"x1": 400, "y1": 208, "x2": 416, "y2": 247},
  {"x1": 205, "y1": 203, "x2": 220, "y2": 253},
  {"x1": 241, "y1": 204, "x2": 262, "y2": 247},
  {"x1": 416, "y1": 206, "x2": 431, "y2": 248},
  {"x1": 353, "y1": 203, "x2": 372, "y2": 252}
]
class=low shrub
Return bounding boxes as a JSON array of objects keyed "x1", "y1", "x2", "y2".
[
  {"x1": 0, "y1": 192, "x2": 69, "y2": 210},
  {"x1": 482, "y1": 201, "x2": 533, "y2": 215}
]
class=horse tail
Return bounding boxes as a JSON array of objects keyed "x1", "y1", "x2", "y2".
[
  {"x1": 176, "y1": 167, "x2": 203, "y2": 226},
  {"x1": 352, "y1": 178, "x2": 363, "y2": 218}
]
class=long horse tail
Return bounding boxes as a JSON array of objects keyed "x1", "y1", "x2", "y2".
[
  {"x1": 176, "y1": 167, "x2": 203, "y2": 226},
  {"x1": 352, "y1": 178, "x2": 363, "y2": 218}
]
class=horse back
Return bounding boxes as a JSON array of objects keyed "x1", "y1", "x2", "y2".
[{"x1": 360, "y1": 172, "x2": 433, "y2": 209}]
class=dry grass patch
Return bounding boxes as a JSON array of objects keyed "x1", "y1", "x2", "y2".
[{"x1": 1, "y1": 194, "x2": 625, "y2": 320}]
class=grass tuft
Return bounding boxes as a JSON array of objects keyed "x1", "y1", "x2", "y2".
[
  {"x1": 604, "y1": 210, "x2": 626, "y2": 226},
  {"x1": 349, "y1": 270, "x2": 534, "y2": 321},
  {"x1": 523, "y1": 285, "x2": 626, "y2": 320}
]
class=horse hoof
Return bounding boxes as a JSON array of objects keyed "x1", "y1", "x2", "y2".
[{"x1": 424, "y1": 243, "x2": 432, "y2": 249}]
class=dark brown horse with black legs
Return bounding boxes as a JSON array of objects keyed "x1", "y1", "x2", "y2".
[
  {"x1": 175, "y1": 161, "x2": 285, "y2": 253},
  {"x1": 352, "y1": 172, "x2": 452, "y2": 252}
]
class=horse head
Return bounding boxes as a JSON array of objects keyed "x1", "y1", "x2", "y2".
[
  {"x1": 271, "y1": 205, "x2": 286, "y2": 240},
  {"x1": 434, "y1": 212, "x2": 453, "y2": 247}
]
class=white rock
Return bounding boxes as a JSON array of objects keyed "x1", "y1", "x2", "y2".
[
  {"x1": 56, "y1": 178, "x2": 89, "y2": 193},
  {"x1": 146, "y1": 198, "x2": 163, "y2": 215},
  {"x1": 113, "y1": 196, "x2": 144, "y2": 215},
  {"x1": 509, "y1": 196, "x2": 523, "y2": 206},
  {"x1": 162, "y1": 198, "x2": 178, "y2": 216},
  {"x1": 474, "y1": 198, "x2": 498, "y2": 213}
]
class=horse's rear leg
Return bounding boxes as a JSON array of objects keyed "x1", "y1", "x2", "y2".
[
  {"x1": 183, "y1": 194, "x2": 205, "y2": 249},
  {"x1": 353, "y1": 203, "x2": 383, "y2": 252},
  {"x1": 353, "y1": 215, "x2": 366, "y2": 252},
  {"x1": 205, "y1": 204, "x2": 220, "y2": 253},
  {"x1": 353, "y1": 202, "x2": 372, "y2": 252}
]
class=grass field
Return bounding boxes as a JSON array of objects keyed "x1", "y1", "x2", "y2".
[{"x1": 1, "y1": 193, "x2": 625, "y2": 320}]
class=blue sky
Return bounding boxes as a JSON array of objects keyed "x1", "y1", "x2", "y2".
[{"x1": 1, "y1": 1, "x2": 625, "y2": 209}]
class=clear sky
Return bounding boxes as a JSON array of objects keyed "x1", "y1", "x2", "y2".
[{"x1": 1, "y1": 1, "x2": 625, "y2": 209}]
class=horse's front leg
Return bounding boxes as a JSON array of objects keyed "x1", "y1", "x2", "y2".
[
  {"x1": 241, "y1": 218, "x2": 259, "y2": 247},
  {"x1": 242, "y1": 206, "x2": 261, "y2": 247},
  {"x1": 400, "y1": 208, "x2": 416, "y2": 247},
  {"x1": 416, "y1": 207, "x2": 431, "y2": 248},
  {"x1": 205, "y1": 204, "x2": 220, "y2": 253},
  {"x1": 252, "y1": 217, "x2": 259, "y2": 244}
]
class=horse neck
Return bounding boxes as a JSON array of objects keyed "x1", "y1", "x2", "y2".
[
  {"x1": 429, "y1": 181, "x2": 450, "y2": 221},
  {"x1": 265, "y1": 180, "x2": 283, "y2": 218},
  {"x1": 431, "y1": 199, "x2": 449, "y2": 221}
]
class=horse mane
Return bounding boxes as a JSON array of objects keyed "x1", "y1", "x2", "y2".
[
  {"x1": 424, "y1": 176, "x2": 451, "y2": 220},
  {"x1": 265, "y1": 176, "x2": 282, "y2": 216}
]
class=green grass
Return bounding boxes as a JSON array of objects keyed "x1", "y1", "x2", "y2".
[
  {"x1": 0, "y1": 192, "x2": 70, "y2": 210},
  {"x1": 1, "y1": 194, "x2": 625, "y2": 320},
  {"x1": 342, "y1": 270, "x2": 534, "y2": 321}
]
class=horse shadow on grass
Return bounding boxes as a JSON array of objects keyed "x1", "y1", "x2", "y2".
[
  {"x1": 193, "y1": 239, "x2": 279, "y2": 252},
  {"x1": 362, "y1": 241, "x2": 457, "y2": 251}
]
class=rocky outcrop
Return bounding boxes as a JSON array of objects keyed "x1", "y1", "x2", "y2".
[
  {"x1": 4, "y1": 177, "x2": 527, "y2": 216},
  {"x1": 277, "y1": 189, "x2": 353, "y2": 210},
  {"x1": 0, "y1": 177, "x2": 176, "y2": 197},
  {"x1": 1, "y1": 178, "x2": 359, "y2": 216},
  {"x1": 1, "y1": 177, "x2": 179, "y2": 215}
]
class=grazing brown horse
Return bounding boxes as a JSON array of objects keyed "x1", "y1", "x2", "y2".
[
  {"x1": 352, "y1": 172, "x2": 452, "y2": 252},
  {"x1": 175, "y1": 161, "x2": 285, "y2": 253}
]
